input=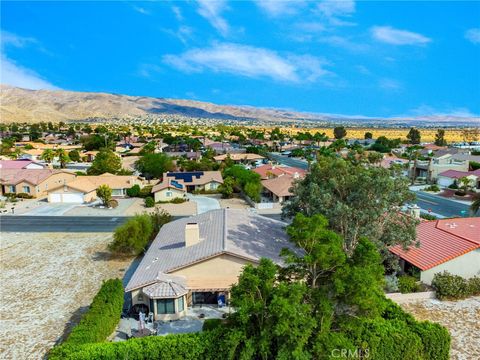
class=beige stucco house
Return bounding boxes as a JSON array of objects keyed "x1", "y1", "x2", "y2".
[
  {"x1": 47, "y1": 173, "x2": 144, "y2": 203},
  {"x1": 151, "y1": 179, "x2": 187, "y2": 202},
  {"x1": 390, "y1": 217, "x2": 480, "y2": 285},
  {"x1": 0, "y1": 168, "x2": 76, "y2": 198},
  {"x1": 159, "y1": 171, "x2": 223, "y2": 193},
  {"x1": 125, "y1": 209, "x2": 293, "y2": 320}
]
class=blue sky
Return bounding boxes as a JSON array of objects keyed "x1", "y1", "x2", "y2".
[{"x1": 1, "y1": 1, "x2": 479, "y2": 118}]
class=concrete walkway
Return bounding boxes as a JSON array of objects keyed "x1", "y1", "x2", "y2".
[
  {"x1": 187, "y1": 195, "x2": 221, "y2": 214},
  {"x1": 22, "y1": 203, "x2": 78, "y2": 216}
]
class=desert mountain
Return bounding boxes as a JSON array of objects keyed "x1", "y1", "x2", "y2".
[{"x1": 1, "y1": 84, "x2": 478, "y2": 127}]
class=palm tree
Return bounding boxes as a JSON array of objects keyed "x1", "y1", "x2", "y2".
[
  {"x1": 55, "y1": 149, "x2": 70, "y2": 168},
  {"x1": 470, "y1": 193, "x2": 480, "y2": 215},
  {"x1": 40, "y1": 149, "x2": 55, "y2": 163}
]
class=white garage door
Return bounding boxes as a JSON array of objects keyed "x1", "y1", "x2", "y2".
[
  {"x1": 61, "y1": 193, "x2": 84, "y2": 203},
  {"x1": 49, "y1": 193, "x2": 62, "y2": 203}
]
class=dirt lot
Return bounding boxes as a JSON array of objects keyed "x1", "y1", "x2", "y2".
[
  {"x1": 0, "y1": 232, "x2": 133, "y2": 359},
  {"x1": 400, "y1": 297, "x2": 480, "y2": 360},
  {"x1": 219, "y1": 196, "x2": 251, "y2": 209}
]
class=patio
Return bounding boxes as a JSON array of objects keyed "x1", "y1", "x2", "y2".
[{"x1": 113, "y1": 305, "x2": 233, "y2": 341}]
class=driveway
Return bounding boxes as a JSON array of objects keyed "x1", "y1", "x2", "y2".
[
  {"x1": 21, "y1": 203, "x2": 78, "y2": 216},
  {"x1": 187, "y1": 195, "x2": 221, "y2": 214}
]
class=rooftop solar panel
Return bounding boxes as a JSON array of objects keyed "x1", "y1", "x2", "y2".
[
  {"x1": 171, "y1": 180, "x2": 183, "y2": 189},
  {"x1": 167, "y1": 172, "x2": 204, "y2": 183}
]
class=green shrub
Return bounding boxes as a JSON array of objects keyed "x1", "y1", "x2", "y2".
[
  {"x1": 398, "y1": 275, "x2": 420, "y2": 293},
  {"x1": 202, "y1": 319, "x2": 223, "y2": 331},
  {"x1": 468, "y1": 276, "x2": 480, "y2": 296},
  {"x1": 170, "y1": 197, "x2": 186, "y2": 204},
  {"x1": 448, "y1": 183, "x2": 458, "y2": 189},
  {"x1": 139, "y1": 185, "x2": 153, "y2": 198},
  {"x1": 432, "y1": 271, "x2": 469, "y2": 300},
  {"x1": 109, "y1": 214, "x2": 154, "y2": 255},
  {"x1": 144, "y1": 196, "x2": 155, "y2": 208},
  {"x1": 420, "y1": 213, "x2": 437, "y2": 220},
  {"x1": 108, "y1": 199, "x2": 119, "y2": 208},
  {"x1": 424, "y1": 185, "x2": 440, "y2": 192},
  {"x1": 126, "y1": 184, "x2": 141, "y2": 197},
  {"x1": 49, "y1": 279, "x2": 124, "y2": 358},
  {"x1": 15, "y1": 192, "x2": 34, "y2": 199},
  {"x1": 411, "y1": 321, "x2": 451, "y2": 360}
]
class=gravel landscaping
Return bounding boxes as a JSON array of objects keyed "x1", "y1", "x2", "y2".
[
  {"x1": 0, "y1": 232, "x2": 133, "y2": 359},
  {"x1": 400, "y1": 297, "x2": 480, "y2": 360}
]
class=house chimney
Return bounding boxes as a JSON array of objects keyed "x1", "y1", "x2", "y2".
[
  {"x1": 408, "y1": 204, "x2": 421, "y2": 219},
  {"x1": 185, "y1": 223, "x2": 200, "y2": 247}
]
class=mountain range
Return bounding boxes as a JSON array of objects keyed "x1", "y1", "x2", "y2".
[{"x1": 1, "y1": 84, "x2": 478, "y2": 127}]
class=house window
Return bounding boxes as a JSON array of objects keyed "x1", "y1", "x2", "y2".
[
  {"x1": 138, "y1": 293, "x2": 144, "y2": 301},
  {"x1": 9, "y1": 185, "x2": 15, "y2": 192},
  {"x1": 166, "y1": 191, "x2": 172, "y2": 197},
  {"x1": 156, "y1": 299, "x2": 175, "y2": 314},
  {"x1": 23, "y1": 186, "x2": 31, "y2": 193},
  {"x1": 177, "y1": 297, "x2": 184, "y2": 312}
]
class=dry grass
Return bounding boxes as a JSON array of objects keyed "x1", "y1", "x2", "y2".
[
  {"x1": 400, "y1": 297, "x2": 480, "y2": 360},
  {"x1": 0, "y1": 232, "x2": 133, "y2": 359}
]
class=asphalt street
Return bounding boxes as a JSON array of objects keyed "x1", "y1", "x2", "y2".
[
  {"x1": 268, "y1": 153, "x2": 309, "y2": 170},
  {"x1": 0, "y1": 213, "x2": 286, "y2": 233}
]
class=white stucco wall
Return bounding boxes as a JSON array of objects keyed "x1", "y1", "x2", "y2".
[{"x1": 421, "y1": 249, "x2": 480, "y2": 285}]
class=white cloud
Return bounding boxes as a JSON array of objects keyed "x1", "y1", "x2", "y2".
[
  {"x1": 409, "y1": 105, "x2": 478, "y2": 118},
  {"x1": 133, "y1": 6, "x2": 150, "y2": 15},
  {"x1": 379, "y1": 78, "x2": 402, "y2": 90},
  {"x1": 163, "y1": 43, "x2": 331, "y2": 83},
  {"x1": 316, "y1": 0, "x2": 356, "y2": 26},
  {"x1": 171, "y1": 6, "x2": 183, "y2": 21},
  {"x1": 0, "y1": 30, "x2": 58, "y2": 90},
  {"x1": 0, "y1": 54, "x2": 58, "y2": 90},
  {"x1": 255, "y1": 0, "x2": 303, "y2": 17},
  {"x1": 465, "y1": 28, "x2": 480, "y2": 44},
  {"x1": 371, "y1": 26, "x2": 431, "y2": 45},
  {"x1": 196, "y1": 0, "x2": 229, "y2": 37}
]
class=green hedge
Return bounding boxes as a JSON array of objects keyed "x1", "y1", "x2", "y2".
[
  {"x1": 432, "y1": 271, "x2": 480, "y2": 300},
  {"x1": 398, "y1": 275, "x2": 420, "y2": 293},
  {"x1": 49, "y1": 279, "x2": 124, "y2": 358}
]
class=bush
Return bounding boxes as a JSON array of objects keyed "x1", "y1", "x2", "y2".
[
  {"x1": 398, "y1": 275, "x2": 420, "y2": 293},
  {"x1": 468, "y1": 276, "x2": 480, "y2": 296},
  {"x1": 384, "y1": 275, "x2": 399, "y2": 293},
  {"x1": 127, "y1": 184, "x2": 141, "y2": 197},
  {"x1": 202, "y1": 319, "x2": 223, "y2": 331},
  {"x1": 432, "y1": 271, "x2": 469, "y2": 300},
  {"x1": 139, "y1": 185, "x2": 153, "y2": 198},
  {"x1": 144, "y1": 196, "x2": 155, "y2": 208},
  {"x1": 424, "y1": 185, "x2": 440, "y2": 192},
  {"x1": 448, "y1": 183, "x2": 458, "y2": 189},
  {"x1": 170, "y1": 197, "x2": 186, "y2": 204},
  {"x1": 454, "y1": 190, "x2": 466, "y2": 196},
  {"x1": 49, "y1": 279, "x2": 124, "y2": 358},
  {"x1": 15, "y1": 192, "x2": 34, "y2": 199},
  {"x1": 420, "y1": 213, "x2": 437, "y2": 220},
  {"x1": 109, "y1": 214, "x2": 154, "y2": 255},
  {"x1": 108, "y1": 199, "x2": 119, "y2": 208}
]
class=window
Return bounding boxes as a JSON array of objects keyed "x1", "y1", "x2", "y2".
[
  {"x1": 23, "y1": 186, "x2": 31, "y2": 193},
  {"x1": 138, "y1": 293, "x2": 144, "y2": 301},
  {"x1": 166, "y1": 191, "x2": 172, "y2": 197},
  {"x1": 156, "y1": 299, "x2": 175, "y2": 314},
  {"x1": 177, "y1": 297, "x2": 184, "y2": 312},
  {"x1": 9, "y1": 185, "x2": 15, "y2": 192}
]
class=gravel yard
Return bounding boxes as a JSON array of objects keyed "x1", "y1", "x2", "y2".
[
  {"x1": 0, "y1": 232, "x2": 133, "y2": 359},
  {"x1": 400, "y1": 297, "x2": 480, "y2": 360},
  {"x1": 219, "y1": 196, "x2": 251, "y2": 209}
]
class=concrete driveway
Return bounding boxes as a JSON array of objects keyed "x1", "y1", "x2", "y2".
[
  {"x1": 21, "y1": 203, "x2": 78, "y2": 216},
  {"x1": 187, "y1": 195, "x2": 221, "y2": 214}
]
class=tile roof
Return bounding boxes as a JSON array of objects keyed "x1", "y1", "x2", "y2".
[
  {"x1": 165, "y1": 171, "x2": 223, "y2": 185},
  {"x1": 214, "y1": 153, "x2": 264, "y2": 161},
  {"x1": 0, "y1": 169, "x2": 71, "y2": 186},
  {"x1": 126, "y1": 209, "x2": 293, "y2": 292},
  {"x1": 49, "y1": 174, "x2": 143, "y2": 193},
  {"x1": 261, "y1": 175, "x2": 296, "y2": 197},
  {"x1": 253, "y1": 164, "x2": 306, "y2": 180},
  {"x1": 0, "y1": 160, "x2": 39, "y2": 169},
  {"x1": 390, "y1": 218, "x2": 480, "y2": 271},
  {"x1": 438, "y1": 169, "x2": 479, "y2": 179},
  {"x1": 152, "y1": 179, "x2": 186, "y2": 192},
  {"x1": 142, "y1": 274, "x2": 188, "y2": 299}
]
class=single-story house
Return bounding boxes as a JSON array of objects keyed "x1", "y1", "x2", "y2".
[
  {"x1": 0, "y1": 159, "x2": 45, "y2": 170},
  {"x1": 47, "y1": 173, "x2": 144, "y2": 203},
  {"x1": 83, "y1": 151, "x2": 99, "y2": 162},
  {"x1": 390, "y1": 217, "x2": 480, "y2": 285},
  {"x1": 125, "y1": 209, "x2": 294, "y2": 320},
  {"x1": 437, "y1": 169, "x2": 480, "y2": 190},
  {"x1": 152, "y1": 179, "x2": 187, "y2": 202},
  {"x1": 261, "y1": 175, "x2": 297, "y2": 203},
  {"x1": 0, "y1": 169, "x2": 76, "y2": 198},
  {"x1": 253, "y1": 164, "x2": 306, "y2": 180},
  {"x1": 161, "y1": 171, "x2": 223, "y2": 193},
  {"x1": 19, "y1": 149, "x2": 45, "y2": 161},
  {"x1": 213, "y1": 153, "x2": 264, "y2": 164}
]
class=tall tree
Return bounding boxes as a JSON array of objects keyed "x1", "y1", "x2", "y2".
[
  {"x1": 87, "y1": 148, "x2": 122, "y2": 175},
  {"x1": 283, "y1": 156, "x2": 417, "y2": 260},
  {"x1": 55, "y1": 148, "x2": 70, "y2": 168},
  {"x1": 40, "y1": 149, "x2": 55, "y2": 163},
  {"x1": 333, "y1": 126, "x2": 347, "y2": 140},
  {"x1": 406, "y1": 127, "x2": 421, "y2": 144},
  {"x1": 364, "y1": 132, "x2": 373, "y2": 140},
  {"x1": 434, "y1": 129, "x2": 447, "y2": 146},
  {"x1": 134, "y1": 153, "x2": 174, "y2": 179},
  {"x1": 96, "y1": 184, "x2": 112, "y2": 206}
]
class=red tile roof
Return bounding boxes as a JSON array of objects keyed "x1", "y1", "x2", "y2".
[
  {"x1": 438, "y1": 169, "x2": 478, "y2": 179},
  {"x1": 253, "y1": 164, "x2": 306, "y2": 180},
  {"x1": 0, "y1": 160, "x2": 36, "y2": 169},
  {"x1": 390, "y1": 218, "x2": 480, "y2": 271}
]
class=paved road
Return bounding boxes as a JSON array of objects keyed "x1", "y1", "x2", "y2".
[
  {"x1": 0, "y1": 213, "x2": 286, "y2": 232},
  {"x1": 268, "y1": 153, "x2": 309, "y2": 170},
  {"x1": 414, "y1": 192, "x2": 475, "y2": 218}
]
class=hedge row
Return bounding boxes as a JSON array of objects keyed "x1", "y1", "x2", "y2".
[
  {"x1": 432, "y1": 271, "x2": 480, "y2": 300},
  {"x1": 49, "y1": 279, "x2": 124, "y2": 359},
  {"x1": 49, "y1": 298, "x2": 450, "y2": 360}
]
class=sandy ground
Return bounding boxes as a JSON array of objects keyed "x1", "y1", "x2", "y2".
[
  {"x1": 219, "y1": 196, "x2": 251, "y2": 209},
  {"x1": 121, "y1": 156, "x2": 140, "y2": 172},
  {"x1": 400, "y1": 297, "x2": 480, "y2": 360},
  {"x1": 0, "y1": 232, "x2": 133, "y2": 360},
  {"x1": 125, "y1": 198, "x2": 197, "y2": 216}
]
